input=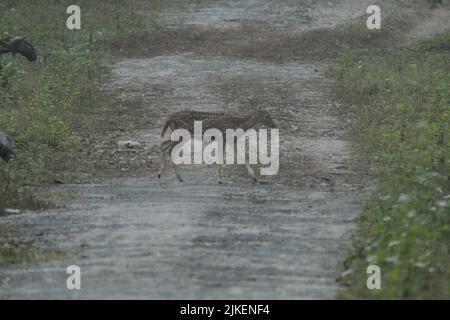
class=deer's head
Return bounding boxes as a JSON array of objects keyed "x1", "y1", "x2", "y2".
[{"x1": 255, "y1": 110, "x2": 276, "y2": 128}]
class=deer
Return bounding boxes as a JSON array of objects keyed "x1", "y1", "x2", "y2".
[{"x1": 158, "y1": 109, "x2": 276, "y2": 183}]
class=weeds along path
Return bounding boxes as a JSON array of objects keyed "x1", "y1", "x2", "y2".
[{"x1": 0, "y1": 0, "x2": 369, "y2": 299}]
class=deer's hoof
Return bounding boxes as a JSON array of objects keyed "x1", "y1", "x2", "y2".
[
  {"x1": 252, "y1": 178, "x2": 258, "y2": 184},
  {"x1": 157, "y1": 174, "x2": 161, "y2": 179},
  {"x1": 218, "y1": 180, "x2": 223, "y2": 184}
]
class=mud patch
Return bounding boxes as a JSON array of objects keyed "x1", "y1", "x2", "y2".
[
  {"x1": 112, "y1": 1, "x2": 450, "y2": 63},
  {"x1": 0, "y1": 176, "x2": 361, "y2": 299}
]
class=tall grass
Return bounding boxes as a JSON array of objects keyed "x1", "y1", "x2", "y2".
[{"x1": 332, "y1": 33, "x2": 450, "y2": 298}]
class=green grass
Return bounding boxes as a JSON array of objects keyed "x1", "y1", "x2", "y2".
[
  {"x1": 0, "y1": 223, "x2": 66, "y2": 265},
  {"x1": 0, "y1": 0, "x2": 155, "y2": 264},
  {"x1": 331, "y1": 32, "x2": 450, "y2": 299},
  {"x1": 0, "y1": 0, "x2": 155, "y2": 210}
]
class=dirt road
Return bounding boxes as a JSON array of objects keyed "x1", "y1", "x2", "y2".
[{"x1": 0, "y1": 0, "x2": 370, "y2": 299}]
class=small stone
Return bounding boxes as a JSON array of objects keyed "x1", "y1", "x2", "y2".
[
  {"x1": 118, "y1": 140, "x2": 141, "y2": 149},
  {"x1": 3, "y1": 208, "x2": 20, "y2": 214}
]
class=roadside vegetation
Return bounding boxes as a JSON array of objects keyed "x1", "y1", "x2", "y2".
[
  {"x1": 0, "y1": 0, "x2": 155, "y2": 264},
  {"x1": 332, "y1": 32, "x2": 449, "y2": 298}
]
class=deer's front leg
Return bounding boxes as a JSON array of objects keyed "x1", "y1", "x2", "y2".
[
  {"x1": 166, "y1": 140, "x2": 184, "y2": 182},
  {"x1": 158, "y1": 140, "x2": 171, "y2": 179},
  {"x1": 217, "y1": 164, "x2": 223, "y2": 184},
  {"x1": 244, "y1": 160, "x2": 258, "y2": 183}
]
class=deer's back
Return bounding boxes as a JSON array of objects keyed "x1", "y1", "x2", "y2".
[{"x1": 168, "y1": 110, "x2": 242, "y2": 133}]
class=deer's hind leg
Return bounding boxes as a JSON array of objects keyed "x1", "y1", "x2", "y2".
[
  {"x1": 158, "y1": 140, "x2": 170, "y2": 179},
  {"x1": 158, "y1": 139, "x2": 183, "y2": 182},
  {"x1": 167, "y1": 151, "x2": 183, "y2": 182}
]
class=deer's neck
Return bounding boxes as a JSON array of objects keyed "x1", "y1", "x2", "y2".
[{"x1": 238, "y1": 113, "x2": 258, "y2": 131}]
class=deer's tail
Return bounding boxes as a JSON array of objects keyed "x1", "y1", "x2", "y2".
[{"x1": 160, "y1": 119, "x2": 172, "y2": 137}]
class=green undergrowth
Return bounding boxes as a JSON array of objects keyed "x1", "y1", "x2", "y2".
[
  {"x1": 332, "y1": 32, "x2": 449, "y2": 298},
  {"x1": 0, "y1": 0, "x2": 155, "y2": 264}
]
